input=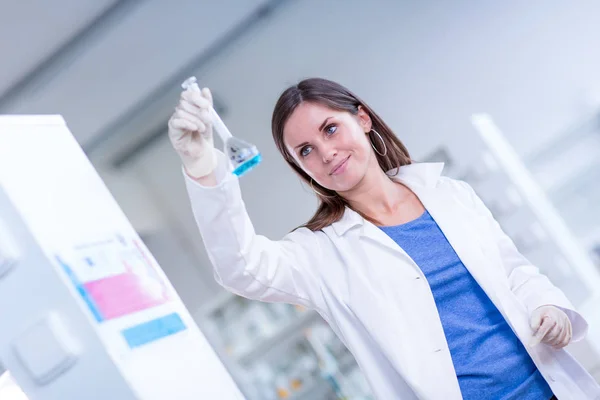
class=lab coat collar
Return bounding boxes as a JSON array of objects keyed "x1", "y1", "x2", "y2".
[{"x1": 331, "y1": 162, "x2": 445, "y2": 236}]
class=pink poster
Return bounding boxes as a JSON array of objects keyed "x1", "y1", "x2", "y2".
[{"x1": 57, "y1": 235, "x2": 171, "y2": 322}]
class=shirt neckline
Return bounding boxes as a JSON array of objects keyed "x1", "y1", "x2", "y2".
[{"x1": 378, "y1": 209, "x2": 430, "y2": 230}]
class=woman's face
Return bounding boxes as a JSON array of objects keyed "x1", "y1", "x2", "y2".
[{"x1": 283, "y1": 102, "x2": 376, "y2": 193}]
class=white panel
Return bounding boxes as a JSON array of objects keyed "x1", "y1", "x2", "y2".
[{"x1": 0, "y1": 115, "x2": 244, "y2": 399}]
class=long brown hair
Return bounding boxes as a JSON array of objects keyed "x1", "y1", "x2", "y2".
[{"x1": 271, "y1": 78, "x2": 412, "y2": 231}]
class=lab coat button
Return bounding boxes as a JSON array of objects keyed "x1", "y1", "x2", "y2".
[{"x1": 434, "y1": 348, "x2": 442, "y2": 353}]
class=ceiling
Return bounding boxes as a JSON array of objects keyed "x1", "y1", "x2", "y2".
[{"x1": 0, "y1": 0, "x2": 286, "y2": 160}]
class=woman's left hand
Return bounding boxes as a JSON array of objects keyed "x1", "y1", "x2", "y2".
[{"x1": 529, "y1": 305, "x2": 572, "y2": 349}]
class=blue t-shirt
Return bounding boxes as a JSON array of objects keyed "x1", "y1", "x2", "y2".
[{"x1": 379, "y1": 210, "x2": 553, "y2": 400}]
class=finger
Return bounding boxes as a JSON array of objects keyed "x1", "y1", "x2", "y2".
[
  {"x1": 560, "y1": 320, "x2": 573, "y2": 348},
  {"x1": 168, "y1": 121, "x2": 194, "y2": 151},
  {"x1": 169, "y1": 116, "x2": 198, "y2": 132},
  {"x1": 169, "y1": 118, "x2": 198, "y2": 138},
  {"x1": 178, "y1": 98, "x2": 203, "y2": 115},
  {"x1": 182, "y1": 90, "x2": 211, "y2": 109},
  {"x1": 199, "y1": 108, "x2": 211, "y2": 124},
  {"x1": 179, "y1": 101, "x2": 212, "y2": 130},
  {"x1": 530, "y1": 310, "x2": 544, "y2": 331},
  {"x1": 201, "y1": 87, "x2": 213, "y2": 106},
  {"x1": 553, "y1": 325, "x2": 571, "y2": 349},
  {"x1": 174, "y1": 109, "x2": 206, "y2": 132},
  {"x1": 549, "y1": 324, "x2": 569, "y2": 349},
  {"x1": 530, "y1": 317, "x2": 555, "y2": 347},
  {"x1": 545, "y1": 323, "x2": 563, "y2": 346}
]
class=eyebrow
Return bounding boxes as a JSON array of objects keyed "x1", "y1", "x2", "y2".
[
  {"x1": 294, "y1": 117, "x2": 334, "y2": 150},
  {"x1": 294, "y1": 141, "x2": 309, "y2": 150},
  {"x1": 319, "y1": 117, "x2": 333, "y2": 132}
]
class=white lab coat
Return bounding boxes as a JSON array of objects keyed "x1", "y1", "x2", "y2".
[{"x1": 184, "y1": 154, "x2": 600, "y2": 399}]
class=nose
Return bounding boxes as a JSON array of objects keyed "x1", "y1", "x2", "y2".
[{"x1": 322, "y1": 144, "x2": 337, "y2": 164}]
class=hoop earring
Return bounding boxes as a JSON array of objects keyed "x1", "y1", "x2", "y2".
[
  {"x1": 370, "y1": 129, "x2": 387, "y2": 156},
  {"x1": 310, "y1": 179, "x2": 336, "y2": 199}
]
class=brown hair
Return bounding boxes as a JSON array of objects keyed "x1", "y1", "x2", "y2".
[{"x1": 271, "y1": 78, "x2": 412, "y2": 231}]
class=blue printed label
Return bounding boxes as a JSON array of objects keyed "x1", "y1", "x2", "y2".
[{"x1": 121, "y1": 313, "x2": 187, "y2": 349}]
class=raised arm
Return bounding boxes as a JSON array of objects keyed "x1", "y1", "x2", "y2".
[{"x1": 167, "y1": 83, "x2": 326, "y2": 310}]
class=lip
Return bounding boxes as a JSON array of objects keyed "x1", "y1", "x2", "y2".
[{"x1": 330, "y1": 155, "x2": 350, "y2": 175}]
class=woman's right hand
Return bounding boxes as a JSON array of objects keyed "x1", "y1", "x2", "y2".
[{"x1": 167, "y1": 86, "x2": 217, "y2": 179}]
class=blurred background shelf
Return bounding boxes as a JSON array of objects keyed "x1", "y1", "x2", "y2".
[
  {"x1": 195, "y1": 292, "x2": 371, "y2": 399},
  {"x1": 525, "y1": 109, "x2": 600, "y2": 258},
  {"x1": 236, "y1": 309, "x2": 321, "y2": 365}
]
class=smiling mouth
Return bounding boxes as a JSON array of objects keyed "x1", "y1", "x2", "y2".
[{"x1": 330, "y1": 156, "x2": 350, "y2": 175}]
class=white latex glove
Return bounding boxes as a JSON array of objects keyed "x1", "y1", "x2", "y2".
[
  {"x1": 167, "y1": 85, "x2": 217, "y2": 178},
  {"x1": 529, "y1": 305, "x2": 572, "y2": 349}
]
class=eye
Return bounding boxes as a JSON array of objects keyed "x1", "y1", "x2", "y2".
[
  {"x1": 325, "y1": 124, "x2": 337, "y2": 135},
  {"x1": 300, "y1": 146, "x2": 313, "y2": 157}
]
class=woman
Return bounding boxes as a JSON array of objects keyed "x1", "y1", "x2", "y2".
[{"x1": 167, "y1": 78, "x2": 599, "y2": 399}]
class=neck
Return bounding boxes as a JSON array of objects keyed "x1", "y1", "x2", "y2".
[{"x1": 340, "y1": 165, "x2": 409, "y2": 222}]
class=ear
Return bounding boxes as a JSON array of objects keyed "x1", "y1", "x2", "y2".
[{"x1": 357, "y1": 105, "x2": 372, "y2": 132}]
